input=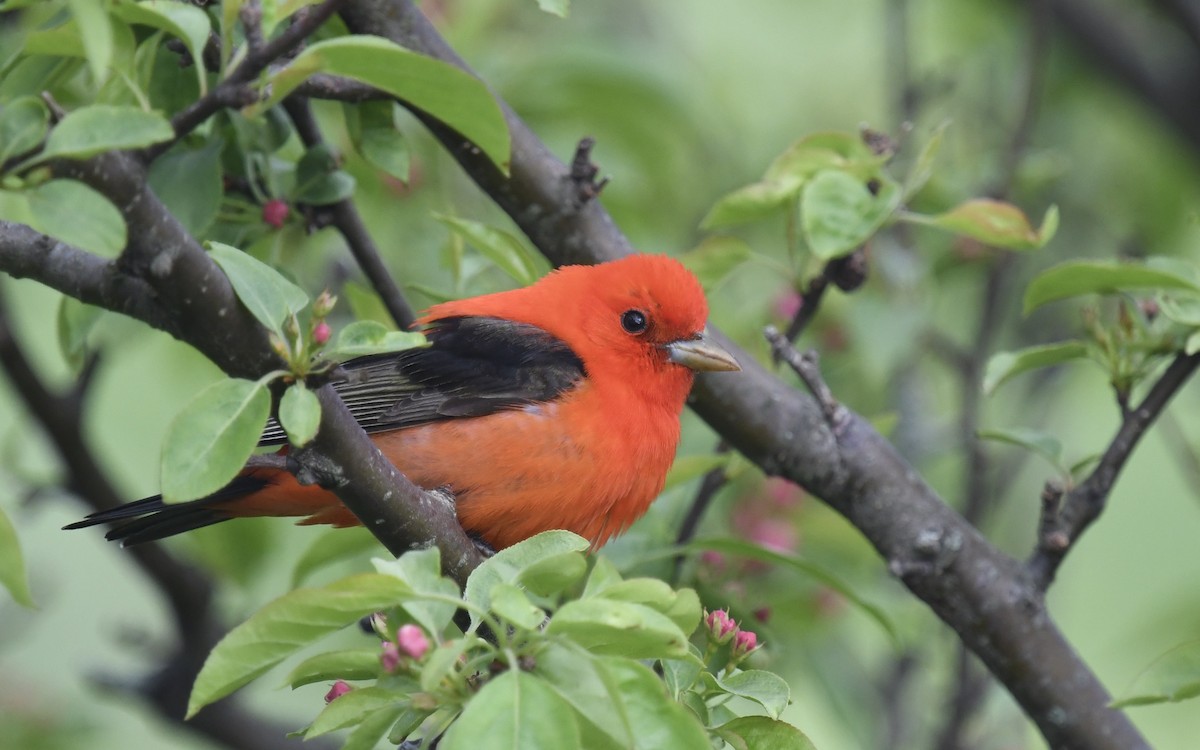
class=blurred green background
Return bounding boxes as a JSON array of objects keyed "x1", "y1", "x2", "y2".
[{"x1": 4, "y1": 0, "x2": 1200, "y2": 748}]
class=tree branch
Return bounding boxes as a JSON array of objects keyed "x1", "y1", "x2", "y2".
[
  {"x1": 282, "y1": 96, "x2": 417, "y2": 329},
  {"x1": 5, "y1": 149, "x2": 485, "y2": 582},
  {"x1": 1028, "y1": 351, "x2": 1200, "y2": 589},
  {"x1": 337, "y1": 2, "x2": 1150, "y2": 746},
  {"x1": 0, "y1": 291, "x2": 333, "y2": 750},
  {"x1": 148, "y1": 0, "x2": 350, "y2": 160}
]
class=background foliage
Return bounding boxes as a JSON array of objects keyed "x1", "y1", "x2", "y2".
[{"x1": 2, "y1": 0, "x2": 1200, "y2": 748}]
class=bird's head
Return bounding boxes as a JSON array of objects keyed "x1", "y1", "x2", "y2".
[{"x1": 422, "y1": 254, "x2": 739, "y2": 399}]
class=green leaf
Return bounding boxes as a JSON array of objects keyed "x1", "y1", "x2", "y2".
[
  {"x1": 292, "y1": 143, "x2": 356, "y2": 205},
  {"x1": 600, "y1": 658, "x2": 711, "y2": 749},
  {"x1": 160, "y1": 377, "x2": 271, "y2": 504},
  {"x1": 982, "y1": 341, "x2": 1090, "y2": 395},
  {"x1": 343, "y1": 280, "x2": 396, "y2": 327},
  {"x1": 699, "y1": 179, "x2": 801, "y2": 230},
  {"x1": 24, "y1": 179, "x2": 126, "y2": 257},
  {"x1": 419, "y1": 637, "x2": 474, "y2": 693},
  {"x1": 978, "y1": 427, "x2": 1067, "y2": 477},
  {"x1": 284, "y1": 648, "x2": 382, "y2": 689},
  {"x1": 713, "y1": 670, "x2": 791, "y2": 720},
  {"x1": 345, "y1": 100, "x2": 410, "y2": 182},
  {"x1": 263, "y1": 36, "x2": 510, "y2": 173},
  {"x1": 0, "y1": 96, "x2": 49, "y2": 164},
  {"x1": 278, "y1": 382, "x2": 321, "y2": 447},
  {"x1": 589, "y1": 578, "x2": 701, "y2": 636},
  {"x1": 0, "y1": 506, "x2": 34, "y2": 608},
  {"x1": 801, "y1": 170, "x2": 900, "y2": 260},
  {"x1": 1188, "y1": 330, "x2": 1200, "y2": 356},
  {"x1": 716, "y1": 716, "x2": 818, "y2": 750},
  {"x1": 1112, "y1": 640, "x2": 1200, "y2": 708},
  {"x1": 434, "y1": 214, "x2": 549, "y2": 286},
  {"x1": 546, "y1": 598, "x2": 691, "y2": 659},
  {"x1": 489, "y1": 583, "x2": 546, "y2": 630},
  {"x1": 515, "y1": 550, "x2": 588, "y2": 597},
  {"x1": 659, "y1": 653, "x2": 702, "y2": 699},
  {"x1": 344, "y1": 704, "x2": 408, "y2": 750},
  {"x1": 187, "y1": 572, "x2": 413, "y2": 717},
  {"x1": 535, "y1": 642, "x2": 639, "y2": 749},
  {"x1": 111, "y1": 0, "x2": 212, "y2": 94},
  {"x1": 765, "y1": 132, "x2": 879, "y2": 183},
  {"x1": 387, "y1": 703, "x2": 435, "y2": 744},
  {"x1": 373, "y1": 548, "x2": 460, "y2": 636},
  {"x1": 291, "y1": 527, "x2": 379, "y2": 587},
  {"x1": 66, "y1": 0, "x2": 113, "y2": 85},
  {"x1": 463, "y1": 531, "x2": 589, "y2": 626},
  {"x1": 441, "y1": 671, "x2": 580, "y2": 750},
  {"x1": 57, "y1": 296, "x2": 105, "y2": 372},
  {"x1": 1159, "y1": 294, "x2": 1200, "y2": 326},
  {"x1": 38, "y1": 104, "x2": 174, "y2": 162},
  {"x1": 682, "y1": 538, "x2": 899, "y2": 647},
  {"x1": 307, "y1": 686, "x2": 403, "y2": 737},
  {"x1": 536, "y1": 0, "x2": 569, "y2": 17},
  {"x1": 1023, "y1": 260, "x2": 1200, "y2": 315},
  {"x1": 679, "y1": 236, "x2": 753, "y2": 289},
  {"x1": 906, "y1": 200, "x2": 1058, "y2": 250},
  {"x1": 207, "y1": 241, "x2": 309, "y2": 335},
  {"x1": 147, "y1": 137, "x2": 223, "y2": 236},
  {"x1": 329, "y1": 320, "x2": 427, "y2": 359},
  {"x1": 903, "y1": 120, "x2": 949, "y2": 200}
]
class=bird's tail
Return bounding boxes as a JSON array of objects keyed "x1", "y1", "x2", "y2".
[{"x1": 64, "y1": 472, "x2": 274, "y2": 546}]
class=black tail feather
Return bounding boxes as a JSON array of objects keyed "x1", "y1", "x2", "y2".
[{"x1": 63, "y1": 474, "x2": 271, "y2": 545}]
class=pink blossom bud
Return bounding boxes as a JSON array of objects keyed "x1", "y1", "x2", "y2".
[
  {"x1": 732, "y1": 630, "x2": 759, "y2": 659},
  {"x1": 699, "y1": 550, "x2": 726, "y2": 572},
  {"x1": 262, "y1": 199, "x2": 289, "y2": 229},
  {"x1": 324, "y1": 680, "x2": 351, "y2": 703},
  {"x1": 704, "y1": 609, "x2": 738, "y2": 644},
  {"x1": 380, "y1": 641, "x2": 401, "y2": 673},
  {"x1": 312, "y1": 321, "x2": 331, "y2": 346},
  {"x1": 396, "y1": 624, "x2": 430, "y2": 660},
  {"x1": 773, "y1": 290, "x2": 802, "y2": 321}
]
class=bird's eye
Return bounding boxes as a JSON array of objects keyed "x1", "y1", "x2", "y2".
[{"x1": 621, "y1": 309, "x2": 648, "y2": 334}]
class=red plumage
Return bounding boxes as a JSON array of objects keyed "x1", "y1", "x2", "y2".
[{"x1": 67, "y1": 255, "x2": 739, "y2": 550}]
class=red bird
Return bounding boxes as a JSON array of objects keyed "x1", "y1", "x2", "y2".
[{"x1": 67, "y1": 255, "x2": 739, "y2": 550}]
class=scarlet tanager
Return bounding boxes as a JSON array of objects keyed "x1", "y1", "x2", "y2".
[{"x1": 67, "y1": 255, "x2": 740, "y2": 550}]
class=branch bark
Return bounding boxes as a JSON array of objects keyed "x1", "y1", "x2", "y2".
[{"x1": 336, "y1": 1, "x2": 1150, "y2": 746}]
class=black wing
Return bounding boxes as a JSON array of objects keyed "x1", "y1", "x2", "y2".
[{"x1": 259, "y1": 316, "x2": 585, "y2": 446}]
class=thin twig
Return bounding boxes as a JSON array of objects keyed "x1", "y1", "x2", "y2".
[
  {"x1": 764, "y1": 326, "x2": 846, "y2": 430},
  {"x1": 1028, "y1": 351, "x2": 1200, "y2": 589},
  {"x1": 282, "y1": 97, "x2": 417, "y2": 329},
  {"x1": 147, "y1": 0, "x2": 349, "y2": 161}
]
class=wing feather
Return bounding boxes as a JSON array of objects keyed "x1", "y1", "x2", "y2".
[{"x1": 259, "y1": 316, "x2": 584, "y2": 446}]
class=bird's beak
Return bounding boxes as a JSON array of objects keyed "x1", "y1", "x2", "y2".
[{"x1": 666, "y1": 329, "x2": 741, "y2": 372}]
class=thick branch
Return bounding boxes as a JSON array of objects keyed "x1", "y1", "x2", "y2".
[
  {"x1": 5, "y1": 149, "x2": 484, "y2": 582},
  {"x1": 338, "y1": 2, "x2": 1149, "y2": 746}
]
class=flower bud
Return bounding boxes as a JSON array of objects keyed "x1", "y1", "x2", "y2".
[
  {"x1": 262, "y1": 199, "x2": 290, "y2": 229},
  {"x1": 380, "y1": 641, "x2": 401, "y2": 673},
  {"x1": 704, "y1": 608, "x2": 738, "y2": 645},
  {"x1": 324, "y1": 680, "x2": 351, "y2": 703},
  {"x1": 397, "y1": 624, "x2": 430, "y2": 660},
  {"x1": 312, "y1": 290, "x2": 337, "y2": 318},
  {"x1": 312, "y1": 321, "x2": 332, "y2": 346},
  {"x1": 732, "y1": 630, "x2": 759, "y2": 660}
]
